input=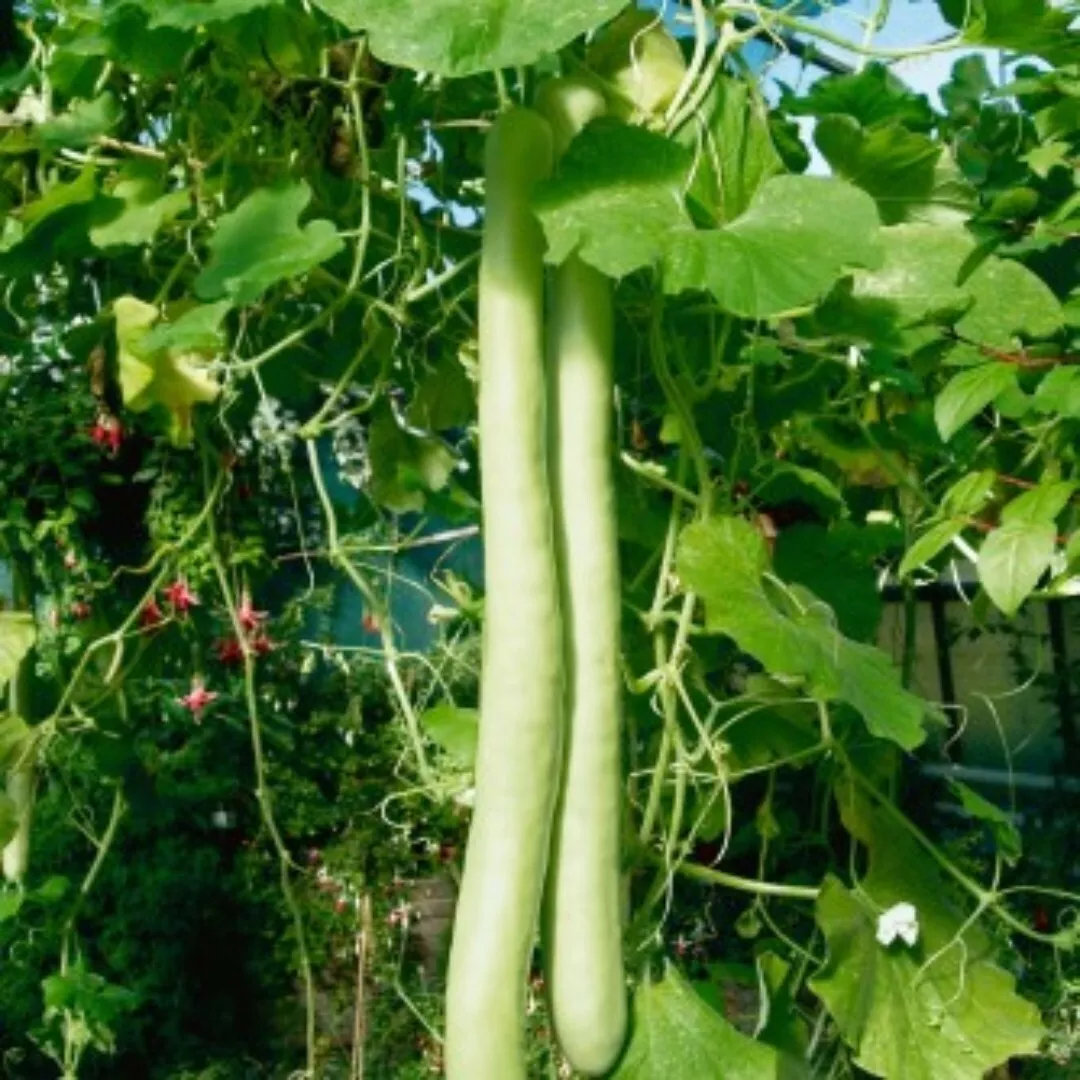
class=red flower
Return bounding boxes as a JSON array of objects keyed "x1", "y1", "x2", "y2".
[
  {"x1": 251, "y1": 634, "x2": 274, "y2": 656},
  {"x1": 362, "y1": 611, "x2": 379, "y2": 634},
  {"x1": 178, "y1": 677, "x2": 218, "y2": 722},
  {"x1": 70, "y1": 600, "x2": 91, "y2": 620},
  {"x1": 216, "y1": 637, "x2": 245, "y2": 665},
  {"x1": 90, "y1": 414, "x2": 123, "y2": 454},
  {"x1": 139, "y1": 597, "x2": 164, "y2": 630},
  {"x1": 237, "y1": 590, "x2": 268, "y2": 635},
  {"x1": 1033, "y1": 906, "x2": 1051, "y2": 933},
  {"x1": 163, "y1": 579, "x2": 199, "y2": 614}
]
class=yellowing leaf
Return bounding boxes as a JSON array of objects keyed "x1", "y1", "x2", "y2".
[{"x1": 115, "y1": 296, "x2": 221, "y2": 448}]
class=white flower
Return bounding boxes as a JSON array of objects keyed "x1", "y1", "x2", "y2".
[{"x1": 877, "y1": 902, "x2": 919, "y2": 948}]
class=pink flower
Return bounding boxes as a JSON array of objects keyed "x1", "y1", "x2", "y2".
[
  {"x1": 178, "y1": 677, "x2": 218, "y2": 722},
  {"x1": 69, "y1": 601, "x2": 91, "y2": 621},
  {"x1": 237, "y1": 590, "x2": 268, "y2": 635},
  {"x1": 163, "y1": 579, "x2": 199, "y2": 614}
]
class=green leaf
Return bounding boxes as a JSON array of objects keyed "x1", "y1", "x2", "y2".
[
  {"x1": 815, "y1": 118, "x2": 958, "y2": 226},
  {"x1": 0, "y1": 611, "x2": 35, "y2": 689},
  {"x1": 142, "y1": 301, "x2": 232, "y2": 355},
  {"x1": 312, "y1": 0, "x2": 627, "y2": 77},
  {"x1": 897, "y1": 519, "x2": 966, "y2": 578},
  {"x1": 811, "y1": 794, "x2": 1044, "y2": 1080},
  {"x1": 847, "y1": 225, "x2": 1062, "y2": 347},
  {"x1": 368, "y1": 400, "x2": 457, "y2": 513},
  {"x1": 420, "y1": 704, "x2": 478, "y2": 767},
  {"x1": 978, "y1": 521, "x2": 1056, "y2": 616},
  {"x1": 663, "y1": 175, "x2": 883, "y2": 318},
  {"x1": 960, "y1": 256, "x2": 1064, "y2": 346},
  {"x1": 0, "y1": 167, "x2": 99, "y2": 275},
  {"x1": 689, "y1": 76, "x2": 784, "y2": 224},
  {"x1": 535, "y1": 126, "x2": 882, "y2": 318},
  {"x1": 938, "y1": 0, "x2": 1080, "y2": 64},
  {"x1": 934, "y1": 364, "x2": 1017, "y2": 442},
  {"x1": 755, "y1": 952, "x2": 810, "y2": 1057},
  {"x1": 119, "y1": 0, "x2": 281, "y2": 29},
  {"x1": 784, "y1": 63, "x2": 936, "y2": 132},
  {"x1": 773, "y1": 523, "x2": 884, "y2": 642},
  {"x1": 948, "y1": 781, "x2": 1021, "y2": 865},
  {"x1": 0, "y1": 713, "x2": 31, "y2": 770},
  {"x1": 33, "y1": 875, "x2": 71, "y2": 904},
  {"x1": 38, "y1": 93, "x2": 120, "y2": 149},
  {"x1": 0, "y1": 792, "x2": 17, "y2": 848},
  {"x1": 407, "y1": 355, "x2": 474, "y2": 432},
  {"x1": 90, "y1": 163, "x2": 190, "y2": 248},
  {"x1": 1000, "y1": 481, "x2": 1077, "y2": 526},
  {"x1": 115, "y1": 295, "x2": 221, "y2": 448},
  {"x1": 677, "y1": 517, "x2": 933, "y2": 750},
  {"x1": 756, "y1": 464, "x2": 845, "y2": 518},
  {"x1": 941, "y1": 470, "x2": 997, "y2": 517},
  {"x1": 1033, "y1": 366, "x2": 1080, "y2": 419},
  {"x1": 194, "y1": 182, "x2": 343, "y2": 305},
  {"x1": 610, "y1": 963, "x2": 806, "y2": 1079},
  {"x1": 719, "y1": 677, "x2": 820, "y2": 775},
  {"x1": 0, "y1": 890, "x2": 22, "y2": 921},
  {"x1": 532, "y1": 119, "x2": 694, "y2": 278}
]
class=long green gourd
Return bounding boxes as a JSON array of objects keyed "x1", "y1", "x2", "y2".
[
  {"x1": 443, "y1": 106, "x2": 561, "y2": 1080},
  {"x1": 538, "y1": 76, "x2": 629, "y2": 1076}
]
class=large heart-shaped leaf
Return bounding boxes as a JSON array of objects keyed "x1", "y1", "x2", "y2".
[
  {"x1": 811, "y1": 796, "x2": 1044, "y2": 1080},
  {"x1": 676, "y1": 517, "x2": 935, "y2": 750},
  {"x1": 663, "y1": 175, "x2": 883, "y2": 318},
  {"x1": 312, "y1": 0, "x2": 627, "y2": 77},
  {"x1": 534, "y1": 122, "x2": 882, "y2": 319},
  {"x1": 611, "y1": 963, "x2": 806, "y2": 1079}
]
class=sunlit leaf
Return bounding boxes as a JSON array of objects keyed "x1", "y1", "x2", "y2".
[
  {"x1": 978, "y1": 521, "x2": 1056, "y2": 616},
  {"x1": 312, "y1": 0, "x2": 627, "y2": 77},
  {"x1": 663, "y1": 175, "x2": 882, "y2": 318}
]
